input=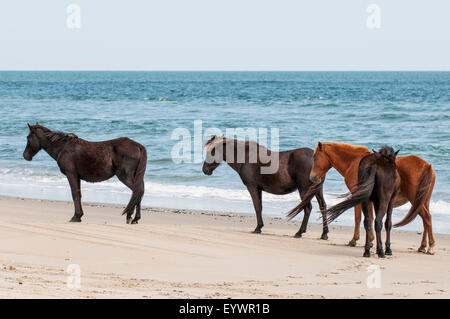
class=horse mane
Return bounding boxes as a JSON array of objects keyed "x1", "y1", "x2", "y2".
[
  {"x1": 326, "y1": 142, "x2": 368, "y2": 152},
  {"x1": 318, "y1": 142, "x2": 369, "y2": 155},
  {"x1": 204, "y1": 136, "x2": 265, "y2": 153},
  {"x1": 35, "y1": 124, "x2": 79, "y2": 144},
  {"x1": 204, "y1": 136, "x2": 226, "y2": 152},
  {"x1": 205, "y1": 136, "x2": 219, "y2": 147}
]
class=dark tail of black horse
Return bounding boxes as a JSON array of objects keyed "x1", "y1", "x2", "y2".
[
  {"x1": 122, "y1": 146, "x2": 147, "y2": 216},
  {"x1": 324, "y1": 168, "x2": 376, "y2": 225},
  {"x1": 286, "y1": 181, "x2": 324, "y2": 221},
  {"x1": 394, "y1": 164, "x2": 433, "y2": 227}
]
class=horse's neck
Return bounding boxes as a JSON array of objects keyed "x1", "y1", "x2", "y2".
[
  {"x1": 226, "y1": 160, "x2": 241, "y2": 174},
  {"x1": 39, "y1": 135, "x2": 66, "y2": 161},
  {"x1": 326, "y1": 145, "x2": 367, "y2": 176}
]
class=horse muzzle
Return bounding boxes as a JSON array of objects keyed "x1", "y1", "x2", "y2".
[
  {"x1": 23, "y1": 151, "x2": 32, "y2": 161},
  {"x1": 202, "y1": 167, "x2": 213, "y2": 176}
]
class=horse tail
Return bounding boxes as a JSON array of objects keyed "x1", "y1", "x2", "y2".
[
  {"x1": 286, "y1": 181, "x2": 323, "y2": 221},
  {"x1": 133, "y1": 145, "x2": 147, "y2": 187},
  {"x1": 324, "y1": 167, "x2": 376, "y2": 225},
  {"x1": 394, "y1": 164, "x2": 433, "y2": 228},
  {"x1": 122, "y1": 145, "x2": 147, "y2": 216}
]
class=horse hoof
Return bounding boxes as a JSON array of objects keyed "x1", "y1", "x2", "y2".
[
  {"x1": 377, "y1": 252, "x2": 386, "y2": 258},
  {"x1": 252, "y1": 229, "x2": 262, "y2": 234},
  {"x1": 126, "y1": 218, "x2": 132, "y2": 224},
  {"x1": 131, "y1": 220, "x2": 139, "y2": 224},
  {"x1": 363, "y1": 251, "x2": 371, "y2": 258},
  {"x1": 418, "y1": 246, "x2": 427, "y2": 253},
  {"x1": 385, "y1": 249, "x2": 392, "y2": 256},
  {"x1": 320, "y1": 234, "x2": 328, "y2": 240},
  {"x1": 69, "y1": 217, "x2": 81, "y2": 223},
  {"x1": 427, "y1": 248, "x2": 435, "y2": 255},
  {"x1": 294, "y1": 232, "x2": 302, "y2": 238},
  {"x1": 347, "y1": 241, "x2": 357, "y2": 247}
]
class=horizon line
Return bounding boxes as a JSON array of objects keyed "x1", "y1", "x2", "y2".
[{"x1": 1, "y1": 69, "x2": 450, "y2": 72}]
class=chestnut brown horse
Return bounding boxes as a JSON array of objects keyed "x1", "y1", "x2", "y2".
[
  {"x1": 324, "y1": 146, "x2": 401, "y2": 258},
  {"x1": 288, "y1": 142, "x2": 436, "y2": 254},
  {"x1": 23, "y1": 123, "x2": 147, "y2": 224},
  {"x1": 202, "y1": 136, "x2": 329, "y2": 238}
]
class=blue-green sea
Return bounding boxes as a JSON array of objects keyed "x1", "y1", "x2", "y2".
[{"x1": 0, "y1": 71, "x2": 449, "y2": 233}]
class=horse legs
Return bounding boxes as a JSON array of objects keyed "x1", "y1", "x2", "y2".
[
  {"x1": 131, "y1": 181, "x2": 145, "y2": 224},
  {"x1": 418, "y1": 209, "x2": 428, "y2": 253},
  {"x1": 117, "y1": 174, "x2": 144, "y2": 224},
  {"x1": 384, "y1": 198, "x2": 395, "y2": 256},
  {"x1": 248, "y1": 187, "x2": 263, "y2": 233},
  {"x1": 368, "y1": 203, "x2": 375, "y2": 246},
  {"x1": 419, "y1": 203, "x2": 435, "y2": 255},
  {"x1": 67, "y1": 174, "x2": 83, "y2": 222},
  {"x1": 362, "y1": 200, "x2": 372, "y2": 257},
  {"x1": 349, "y1": 204, "x2": 375, "y2": 247},
  {"x1": 374, "y1": 202, "x2": 387, "y2": 258},
  {"x1": 126, "y1": 183, "x2": 144, "y2": 224},
  {"x1": 315, "y1": 187, "x2": 329, "y2": 240},
  {"x1": 426, "y1": 213, "x2": 435, "y2": 255},
  {"x1": 348, "y1": 205, "x2": 361, "y2": 246},
  {"x1": 295, "y1": 199, "x2": 311, "y2": 238}
]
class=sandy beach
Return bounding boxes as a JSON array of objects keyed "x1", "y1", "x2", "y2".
[{"x1": 0, "y1": 195, "x2": 449, "y2": 299}]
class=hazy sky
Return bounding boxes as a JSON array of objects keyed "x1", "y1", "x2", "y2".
[{"x1": 0, "y1": 0, "x2": 449, "y2": 70}]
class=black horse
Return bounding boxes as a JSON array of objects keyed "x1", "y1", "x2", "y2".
[
  {"x1": 323, "y1": 146, "x2": 402, "y2": 258},
  {"x1": 23, "y1": 123, "x2": 147, "y2": 224},
  {"x1": 202, "y1": 136, "x2": 328, "y2": 239}
]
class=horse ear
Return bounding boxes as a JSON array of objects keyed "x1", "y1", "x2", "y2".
[
  {"x1": 318, "y1": 142, "x2": 322, "y2": 150},
  {"x1": 27, "y1": 123, "x2": 35, "y2": 132},
  {"x1": 35, "y1": 122, "x2": 40, "y2": 126},
  {"x1": 394, "y1": 149, "x2": 400, "y2": 157}
]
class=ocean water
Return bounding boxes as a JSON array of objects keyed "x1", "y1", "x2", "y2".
[{"x1": 0, "y1": 71, "x2": 449, "y2": 233}]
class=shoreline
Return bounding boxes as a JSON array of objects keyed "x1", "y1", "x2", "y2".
[
  {"x1": 1, "y1": 193, "x2": 447, "y2": 235},
  {"x1": 1, "y1": 195, "x2": 449, "y2": 298}
]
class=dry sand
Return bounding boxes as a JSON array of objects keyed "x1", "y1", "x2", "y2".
[{"x1": 0, "y1": 195, "x2": 449, "y2": 299}]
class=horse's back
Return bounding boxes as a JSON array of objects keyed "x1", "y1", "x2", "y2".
[
  {"x1": 396, "y1": 155, "x2": 432, "y2": 172},
  {"x1": 66, "y1": 137, "x2": 145, "y2": 160},
  {"x1": 285, "y1": 147, "x2": 314, "y2": 164},
  {"x1": 94, "y1": 137, "x2": 141, "y2": 147},
  {"x1": 396, "y1": 155, "x2": 435, "y2": 201},
  {"x1": 58, "y1": 137, "x2": 146, "y2": 182}
]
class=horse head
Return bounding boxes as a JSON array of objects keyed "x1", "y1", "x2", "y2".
[
  {"x1": 310, "y1": 142, "x2": 332, "y2": 184},
  {"x1": 372, "y1": 146, "x2": 399, "y2": 162},
  {"x1": 202, "y1": 135, "x2": 226, "y2": 175},
  {"x1": 23, "y1": 122, "x2": 42, "y2": 161}
]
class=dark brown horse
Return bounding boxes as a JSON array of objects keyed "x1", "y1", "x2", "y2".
[
  {"x1": 23, "y1": 123, "x2": 147, "y2": 224},
  {"x1": 202, "y1": 136, "x2": 328, "y2": 238},
  {"x1": 324, "y1": 146, "x2": 401, "y2": 258}
]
